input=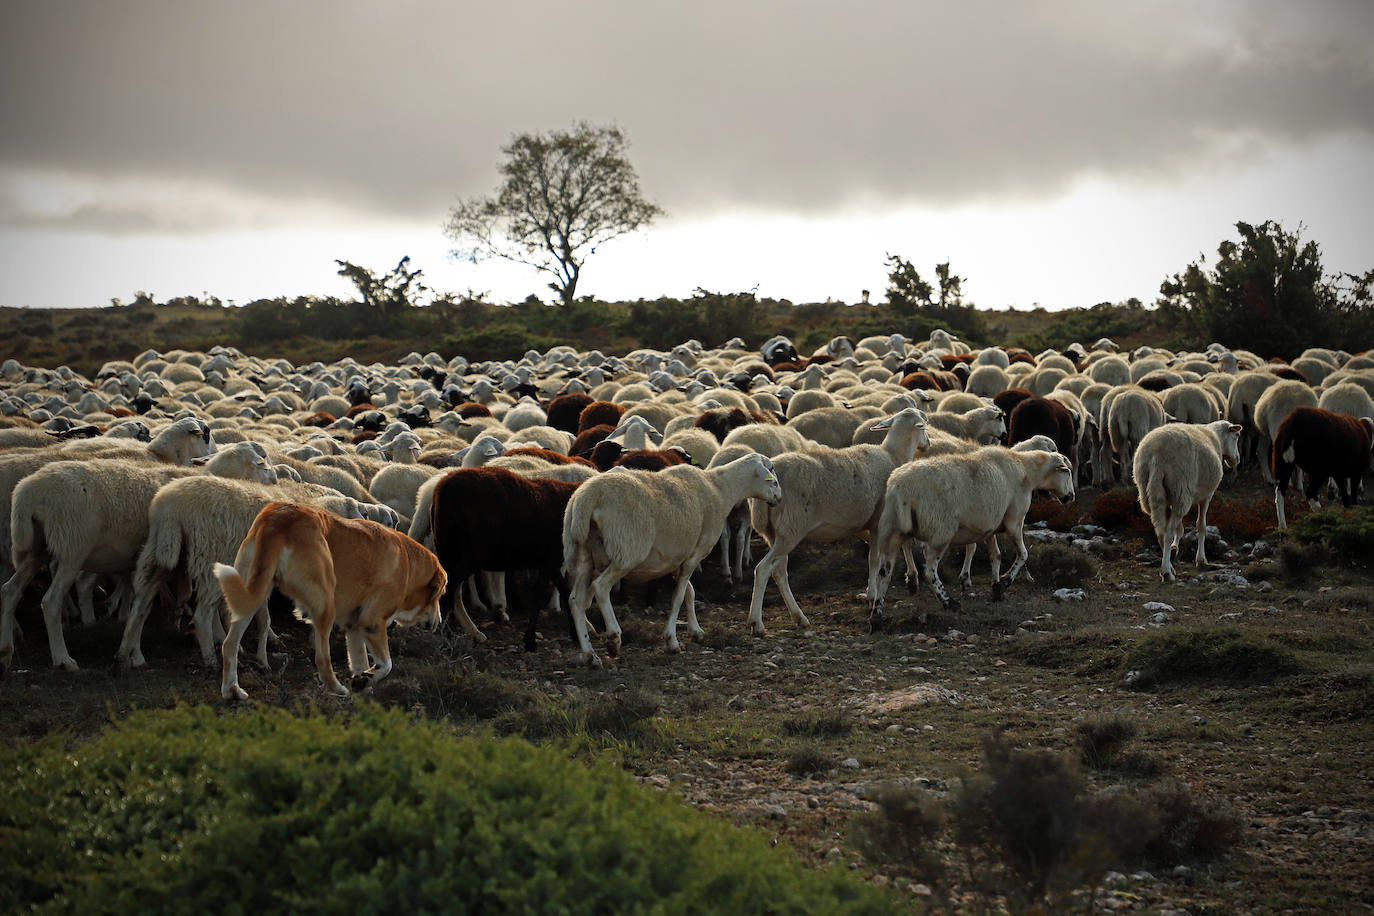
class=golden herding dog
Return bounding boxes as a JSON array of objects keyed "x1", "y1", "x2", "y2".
[{"x1": 214, "y1": 501, "x2": 447, "y2": 700}]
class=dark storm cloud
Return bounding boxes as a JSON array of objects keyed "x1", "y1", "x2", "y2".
[{"x1": 2, "y1": 0, "x2": 1370, "y2": 232}]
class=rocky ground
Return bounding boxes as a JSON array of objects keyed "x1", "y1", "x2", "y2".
[{"x1": 2, "y1": 482, "x2": 1371, "y2": 914}]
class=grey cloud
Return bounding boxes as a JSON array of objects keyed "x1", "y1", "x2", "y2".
[{"x1": 2, "y1": 0, "x2": 1370, "y2": 233}]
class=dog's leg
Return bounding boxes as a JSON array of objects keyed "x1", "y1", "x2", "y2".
[{"x1": 345, "y1": 625, "x2": 370, "y2": 677}]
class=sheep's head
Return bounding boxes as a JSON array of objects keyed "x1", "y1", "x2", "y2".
[
  {"x1": 1220, "y1": 422, "x2": 1243, "y2": 470},
  {"x1": 1039, "y1": 454, "x2": 1076, "y2": 505},
  {"x1": 744, "y1": 453, "x2": 782, "y2": 506}
]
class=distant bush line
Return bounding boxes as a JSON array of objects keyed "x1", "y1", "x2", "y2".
[{"x1": 3, "y1": 292, "x2": 1178, "y2": 376}]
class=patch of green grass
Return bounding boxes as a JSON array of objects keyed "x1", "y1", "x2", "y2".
[
  {"x1": 780, "y1": 708, "x2": 853, "y2": 738},
  {"x1": 784, "y1": 744, "x2": 833, "y2": 778},
  {"x1": 1124, "y1": 627, "x2": 1305, "y2": 690}
]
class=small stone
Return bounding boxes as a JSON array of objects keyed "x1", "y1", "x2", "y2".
[
  {"x1": 761, "y1": 804, "x2": 787, "y2": 820},
  {"x1": 841, "y1": 757, "x2": 861, "y2": 769},
  {"x1": 911, "y1": 883, "x2": 933, "y2": 897},
  {"x1": 885, "y1": 724, "x2": 901, "y2": 734},
  {"x1": 1143, "y1": 601, "x2": 1175, "y2": 613}
]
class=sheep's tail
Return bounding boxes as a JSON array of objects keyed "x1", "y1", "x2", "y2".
[
  {"x1": 561, "y1": 492, "x2": 594, "y2": 577},
  {"x1": 212, "y1": 532, "x2": 281, "y2": 625},
  {"x1": 145, "y1": 515, "x2": 185, "y2": 574},
  {"x1": 8, "y1": 488, "x2": 38, "y2": 563},
  {"x1": 1141, "y1": 466, "x2": 1171, "y2": 536}
]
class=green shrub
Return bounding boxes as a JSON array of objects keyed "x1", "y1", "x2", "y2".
[
  {"x1": 780, "y1": 709, "x2": 853, "y2": 738},
  {"x1": 1287, "y1": 506, "x2": 1374, "y2": 562},
  {"x1": 0, "y1": 703, "x2": 901, "y2": 915},
  {"x1": 1125, "y1": 627, "x2": 1304, "y2": 690},
  {"x1": 849, "y1": 782, "x2": 946, "y2": 876},
  {"x1": 1026, "y1": 543, "x2": 1098, "y2": 588},
  {"x1": 1137, "y1": 778, "x2": 1245, "y2": 867},
  {"x1": 785, "y1": 745, "x2": 833, "y2": 778}
]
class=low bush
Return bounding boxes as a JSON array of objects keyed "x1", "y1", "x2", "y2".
[
  {"x1": 1287, "y1": 506, "x2": 1374, "y2": 563},
  {"x1": 0, "y1": 703, "x2": 903, "y2": 915},
  {"x1": 781, "y1": 709, "x2": 853, "y2": 738},
  {"x1": 1026, "y1": 543, "x2": 1098, "y2": 587},
  {"x1": 850, "y1": 733, "x2": 1242, "y2": 910},
  {"x1": 785, "y1": 745, "x2": 833, "y2": 778},
  {"x1": 1124, "y1": 627, "x2": 1305, "y2": 690}
]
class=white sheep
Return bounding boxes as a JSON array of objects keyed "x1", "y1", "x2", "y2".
[
  {"x1": 1225, "y1": 371, "x2": 1279, "y2": 469},
  {"x1": 1105, "y1": 386, "x2": 1167, "y2": 485},
  {"x1": 562, "y1": 452, "x2": 782, "y2": 667},
  {"x1": 1133, "y1": 420, "x2": 1243, "y2": 581},
  {"x1": 116, "y1": 476, "x2": 373, "y2": 671},
  {"x1": 368, "y1": 461, "x2": 445, "y2": 528},
  {"x1": 1253, "y1": 379, "x2": 1318, "y2": 483},
  {"x1": 0, "y1": 443, "x2": 276, "y2": 671},
  {"x1": 923, "y1": 405, "x2": 1006, "y2": 444},
  {"x1": 1161, "y1": 383, "x2": 1223, "y2": 424},
  {"x1": 746, "y1": 407, "x2": 930, "y2": 637},
  {"x1": 865, "y1": 447, "x2": 1075, "y2": 627},
  {"x1": 1317, "y1": 382, "x2": 1374, "y2": 422},
  {"x1": 786, "y1": 405, "x2": 886, "y2": 448}
]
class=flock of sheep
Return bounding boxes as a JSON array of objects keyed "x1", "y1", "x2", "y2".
[{"x1": 0, "y1": 326, "x2": 1370, "y2": 693}]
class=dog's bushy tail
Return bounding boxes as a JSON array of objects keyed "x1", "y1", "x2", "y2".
[{"x1": 213, "y1": 521, "x2": 284, "y2": 624}]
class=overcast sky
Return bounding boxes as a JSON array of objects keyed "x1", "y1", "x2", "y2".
[{"x1": 2, "y1": 0, "x2": 1372, "y2": 311}]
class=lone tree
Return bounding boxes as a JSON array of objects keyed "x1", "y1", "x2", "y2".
[{"x1": 443, "y1": 122, "x2": 663, "y2": 307}]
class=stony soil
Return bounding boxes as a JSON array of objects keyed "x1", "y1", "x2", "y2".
[{"x1": 2, "y1": 481, "x2": 1371, "y2": 915}]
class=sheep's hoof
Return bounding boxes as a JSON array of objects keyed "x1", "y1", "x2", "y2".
[
  {"x1": 942, "y1": 598, "x2": 962, "y2": 613},
  {"x1": 665, "y1": 637, "x2": 682, "y2": 653},
  {"x1": 905, "y1": 574, "x2": 920, "y2": 593},
  {"x1": 222, "y1": 684, "x2": 249, "y2": 702},
  {"x1": 56, "y1": 657, "x2": 79, "y2": 672},
  {"x1": 868, "y1": 608, "x2": 884, "y2": 632},
  {"x1": 991, "y1": 578, "x2": 1009, "y2": 601},
  {"x1": 349, "y1": 673, "x2": 372, "y2": 693},
  {"x1": 522, "y1": 635, "x2": 538, "y2": 653},
  {"x1": 751, "y1": 623, "x2": 766, "y2": 638},
  {"x1": 326, "y1": 682, "x2": 351, "y2": 698}
]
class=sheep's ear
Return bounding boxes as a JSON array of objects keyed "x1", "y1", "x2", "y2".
[
  {"x1": 1229, "y1": 423, "x2": 1243, "y2": 434},
  {"x1": 191, "y1": 455, "x2": 211, "y2": 466}
]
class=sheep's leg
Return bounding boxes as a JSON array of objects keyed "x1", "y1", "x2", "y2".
[
  {"x1": 1158, "y1": 510, "x2": 1177, "y2": 582},
  {"x1": 661, "y1": 571, "x2": 697, "y2": 653},
  {"x1": 924, "y1": 544, "x2": 959, "y2": 612},
  {"x1": 716, "y1": 524, "x2": 731, "y2": 581},
  {"x1": 463, "y1": 576, "x2": 489, "y2": 615},
  {"x1": 1193, "y1": 496, "x2": 1213, "y2": 567},
  {"x1": 958, "y1": 544, "x2": 977, "y2": 590},
  {"x1": 40, "y1": 562, "x2": 82, "y2": 671},
  {"x1": 867, "y1": 544, "x2": 898, "y2": 631},
  {"x1": 986, "y1": 536, "x2": 1005, "y2": 599},
  {"x1": 75, "y1": 572, "x2": 99, "y2": 626},
  {"x1": 220, "y1": 612, "x2": 254, "y2": 700},
  {"x1": 190, "y1": 582, "x2": 225, "y2": 667},
  {"x1": 1274, "y1": 485, "x2": 1288, "y2": 530},
  {"x1": 0, "y1": 554, "x2": 41, "y2": 668},
  {"x1": 1258, "y1": 435, "x2": 1274, "y2": 484},
  {"x1": 993, "y1": 527, "x2": 1031, "y2": 599},
  {"x1": 769, "y1": 556, "x2": 812, "y2": 633},
  {"x1": 482, "y1": 571, "x2": 509, "y2": 624},
  {"x1": 566, "y1": 558, "x2": 601, "y2": 668},
  {"x1": 445, "y1": 571, "x2": 488, "y2": 644},
  {"x1": 902, "y1": 543, "x2": 922, "y2": 592},
  {"x1": 747, "y1": 542, "x2": 787, "y2": 637},
  {"x1": 117, "y1": 559, "x2": 163, "y2": 669},
  {"x1": 589, "y1": 568, "x2": 623, "y2": 658},
  {"x1": 251, "y1": 601, "x2": 274, "y2": 670}
]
